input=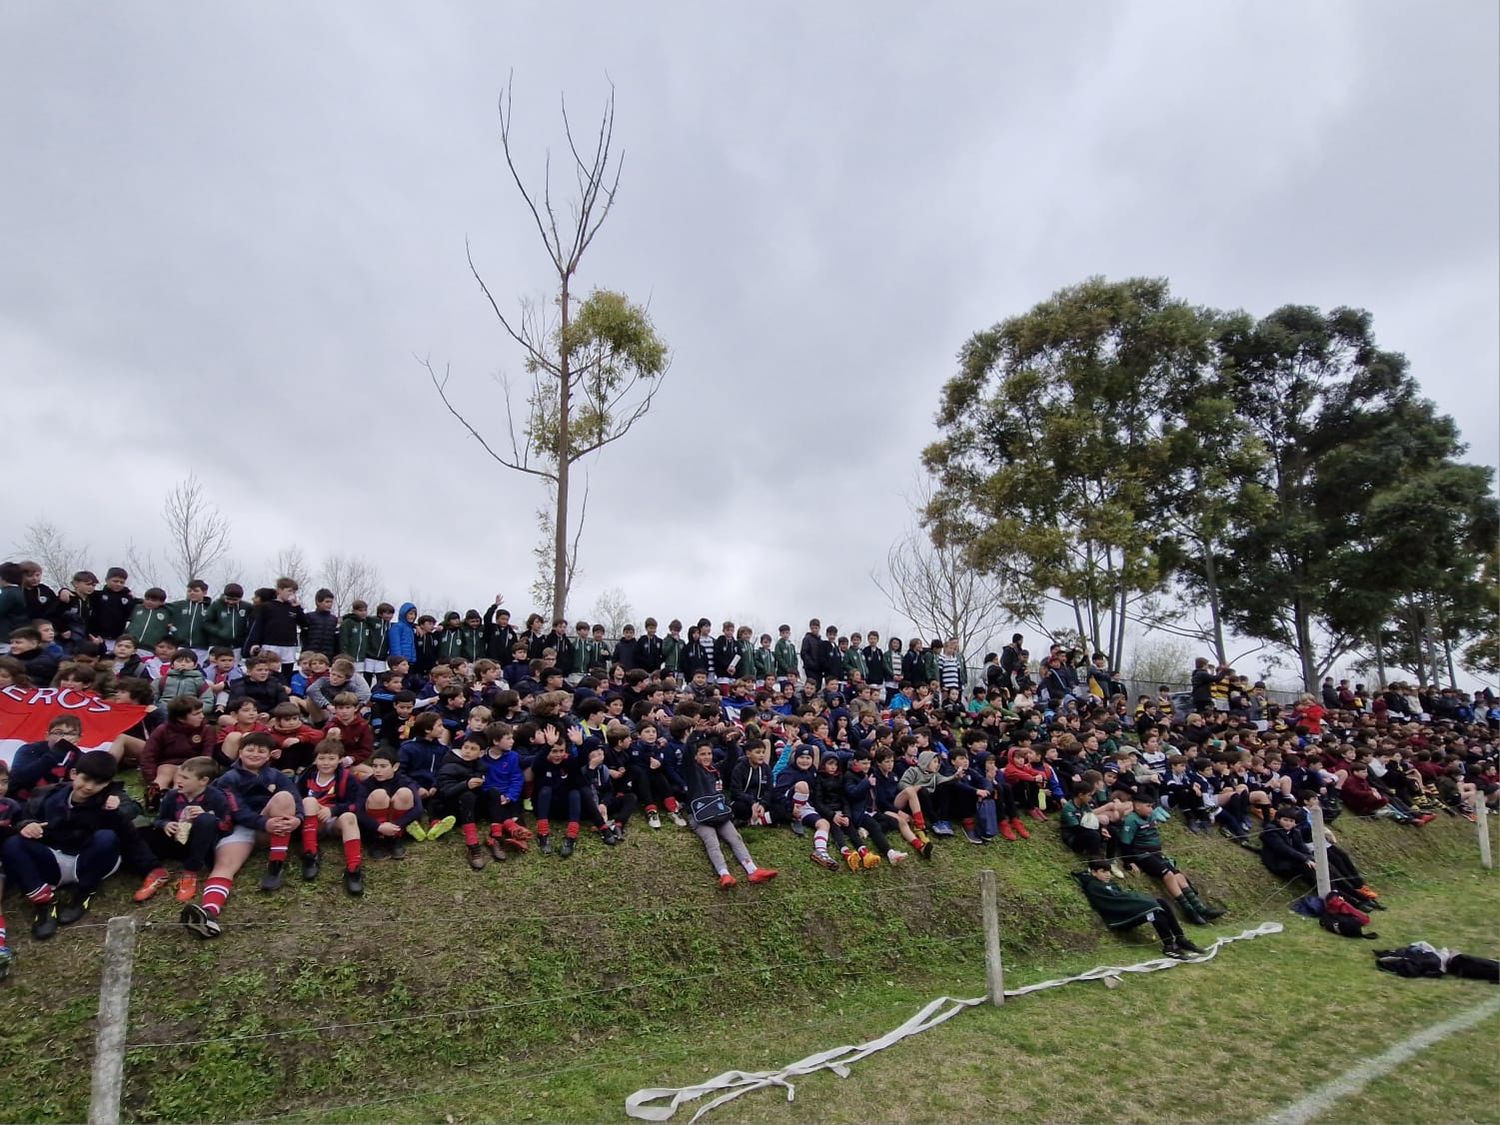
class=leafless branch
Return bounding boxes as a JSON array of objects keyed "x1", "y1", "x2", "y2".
[
  {"x1": 420, "y1": 356, "x2": 556, "y2": 482},
  {"x1": 162, "y1": 474, "x2": 231, "y2": 589}
]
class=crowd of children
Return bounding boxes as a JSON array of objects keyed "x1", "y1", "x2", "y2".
[{"x1": 1, "y1": 561, "x2": 1496, "y2": 977}]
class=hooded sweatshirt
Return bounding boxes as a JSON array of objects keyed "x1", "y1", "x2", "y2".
[
  {"x1": 898, "y1": 750, "x2": 953, "y2": 793},
  {"x1": 387, "y1": 603, "x2": 418, "y2": 662}
]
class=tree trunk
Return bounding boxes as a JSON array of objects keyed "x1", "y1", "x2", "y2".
[
  {"x1": 1373, "y1": 631, "x2": 1386, "y2": 690},
  {"x1": 1293, "y1": 595, "x2": 1317, "y2": 693},
  {"x1": 1423, "y1": 594, "x2": 1441, "y2": 689},
  {"x1": 552, "y1": 279, "x2": 572, "y2": 622},
  {"x1": 1202, "y1": 544, "x2": 1227, "y2": 665}
]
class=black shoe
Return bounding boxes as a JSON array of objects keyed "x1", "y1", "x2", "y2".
[
  {"x1": 390, "y1": 842, "x2": 406, "y2": 860},
  {"x1": 344, "y1": 867, "x2": 364, "y2": 896},
  {"x1": 559, "y1": 836, "x2": 575, "y2": 859},
  {"x1": 539, "y1": 834, "x2": 552, "y2": 855},
  {"x1": 180, "y1": 902, "x2": 221, "y2": 940},
  {"x1": 31, "y1": 901, "x2": 58, "y2": 941},
  {"x1": 1176, "y1": 937, "x2": 1208, "y2": 955},
  {"x1": 259, "y1": 861, "x2": 285, "y2": 892},
  {"x1": 1163, "y1": 942, "x2": 1188, "y2": 959},
  {"x1": 57, "y1": 886, "x2": 94, "y2": 926},
  {"x1": 302, "y1": 854, "x2": 321, "y2": 881},
  {"x1": 1200, "y1": 902, "x2": 1226, "y2": 920},
  {"x1": 918, "y1": 841, "x2": 934, "y2": 860}
]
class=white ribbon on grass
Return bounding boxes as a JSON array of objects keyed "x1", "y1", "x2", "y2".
[{"x1": 625, "y1": 921, "x2": 1284, "y2": 1123}]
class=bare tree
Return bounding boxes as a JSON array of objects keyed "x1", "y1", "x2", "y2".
[
  {"x1": 320, "y1": 554, "x2": 384, "y2": 612},
  {"x1": 269, "y1": 546, "x2": 314, "y2": 594},
  {"x1": 1124, "y1": 637, "x2": 1194, "y2": 688},
  {"x1": 123, "y1": 539, "x2": 164, "y2": 592},
  {"x1": 872, "y1": 479, "x2": 1018, "y2": 667},
  {"x1": 591, "y1": 586, "x2": 634, "y2": 636},
  {"x1": 422, "y1": 75, "x2": 669, "y2": 621},
  {"x1": 162, "y1": 474, "x2": 231, "y2": 589},
  {"x1": 11, "y1": 521, "x2": 91, "y2": 589}
]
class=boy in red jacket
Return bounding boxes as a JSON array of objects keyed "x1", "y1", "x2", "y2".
[
  {"x1": 266, "y1": 703, "x2": 327, "y2": 774},
  {"x1": 323, "y1": 692, "x2": 375, "y2": 779},
  {"x1": 139, "y1": 697, "x2": 214, "y2": 812}
]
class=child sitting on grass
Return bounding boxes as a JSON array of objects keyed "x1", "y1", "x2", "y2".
[
  {"x1": 1117, "y1": 791, "x2": 1225, "y2": 926},
  {"x1": 1074, "y1": 858, "x2": 1207, "y2": 960},
  {"x1": 683, "y1": 741, "x2": 777, "y2": 888}
]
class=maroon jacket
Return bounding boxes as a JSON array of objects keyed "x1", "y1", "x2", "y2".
[
  {"x1": 1340, "y1": 773, "x2": 1387, "y2": 815},
  {"x1": 139, "y1": 719, "x2": 213, "y2": 780}
]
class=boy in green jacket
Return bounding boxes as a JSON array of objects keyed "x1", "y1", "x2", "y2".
[
  {"x1": 168, "y1": 580, "x2": 214, "y2": 661},
  {"x1": 126, "y1": 589, "x2": 175, "y2": 648},
  {"x1": 773, "y1": 625, "x2": 799, "y2": 680},
  {"x1": 1073, "y1": 859, "x2": 1206, "y2": 959}
]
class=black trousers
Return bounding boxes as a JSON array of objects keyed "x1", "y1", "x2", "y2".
[{"x1": 147, "y1": 815, "x2": 221, "y2": 873}]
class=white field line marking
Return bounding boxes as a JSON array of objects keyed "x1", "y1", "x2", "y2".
[{"x1": 1263, "y1": 992, "x2": 1500, "y2": 1125}]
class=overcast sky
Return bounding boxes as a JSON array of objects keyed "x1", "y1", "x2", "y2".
[{"x1": 2, "y1": 2, "x2": 1496, "y2": 674}]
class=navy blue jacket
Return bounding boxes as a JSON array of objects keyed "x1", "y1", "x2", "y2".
[{"x1": 216, "y1": 762, "x2": 298, "y2": 830}]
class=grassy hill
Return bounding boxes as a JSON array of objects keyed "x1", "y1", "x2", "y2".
[{"x1": 1, "y1": 809, "x2": 1495, "y2": 1124}]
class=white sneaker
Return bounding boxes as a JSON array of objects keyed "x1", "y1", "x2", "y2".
[
  {"x1": 648, "y1": 812, "x2": 662, "y2": 830},
  {"x1": 1110, "y1": 860, "x2": 1127, "y2": 878},
  {"x1": 888, "y1": 850, "x2": 908, "y2": 865},
  {"x1": 668, "y1": 811, "x2": 687, "y2": 828}
]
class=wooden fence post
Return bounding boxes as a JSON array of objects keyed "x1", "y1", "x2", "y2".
[
  {"x1": 980, "y1": 869, "x2": 1004, "y2": 1005},
  {"x1": 88, "y1": 915, "x2": 137, "y2": 1125}
]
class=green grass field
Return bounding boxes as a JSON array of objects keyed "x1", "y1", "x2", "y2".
[{"x1": 0, "y1": 808, "x2": 1495, "y2": 1123}]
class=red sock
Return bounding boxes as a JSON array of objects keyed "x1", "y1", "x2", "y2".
[
  {"x1": 912, "y1": 811, "x2": 927, "y2": 830},
  {"x1": 342, "y1": 837, "x2": 362, "y2": 871},
  {"x1": 461, "y1": 822, "x2": 479, "y2": 847},
  {"x1": 963, "y1": 818, "x2": 976, "y2": 832},
  {"x1": 536, "y1": 818, "x2": 550, "y2": 836},
  {"x1": 370, "y1": 807, "x2": 392, "y2": 827},
  {"x1": 664, "y1": 797, "x2": 680, "y2": 813},
  {"x1": 645, "y1": 803, "x2": 658, "y2": 814},
  {"x1": 302, "y1": 817, "x2": 319, "y2": 854},
  {"x1": 490, "y1": 823, "x2": 505, "y2": 839},
  {"x1": 202, "y1": 876, "x2": 233, "y2": 917},
  {"x1": 26, "y1": 884, "x2": 54, "y2": 905},
  {"x1": 268, "y1": 833, "x2": 291, "y2": 862},
  {"x1": 565, "y1": 821, "x2": 580, "y2": 839}
]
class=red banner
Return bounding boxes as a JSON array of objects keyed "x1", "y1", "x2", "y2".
[{"x1": 0, "y1": 687, "x2": 151, "y2": 765}]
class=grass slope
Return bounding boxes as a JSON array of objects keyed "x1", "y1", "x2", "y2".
[{"x1": 0, "y1": 810, "x2": 1494, "y2": 1123}]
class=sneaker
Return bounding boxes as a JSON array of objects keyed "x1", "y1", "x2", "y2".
[
  {"x1": 0, "y1": 946, "x2": 12, "y2": 980},
  {"x1": 1176, "y1": 937, "x2": 1207, "y2": 955},
  {"x1": 647, "y1": 812, "x2": 662, "y2": 830},
  {"x1": 489, "y1": 837, "x2": 508, "y2": 862},
  {"x1": 998, "y1": 820, "x2": 1017, "y2": 842},
  {"x1": 174, "y1": 873, "x2": 200, "y2": 904},
  {"x1": 390, "y1": 842, "x2": 407, "y2": 860},
  {"x1": 344, "y1": 867, "x2": 364, "y2": 896},
  {"x1": 862, "y1": 849, "x2": 882, "y2": 869},
  {"x1": 500, "y1": 835, "x2": 530, "y2": 854},
  {"x1": 301, "y1": 854, "x2": 321, "y2": 882},
  {"x1": 887, "y1": 849, "x2": 908, "y2": 865},
  {"x1": 559, "y1": 837, "x2": 575, "y2": 859},
  {"x1": 932, "y1": 820, "x2": 954, "y2": 837},
  {"x1": 791, "y1": 820, "x2": 806, "y2": 837},
  {"x1": 523, "y1": 797, "x2": 533, "y2": 812},
  {"x1": 467, "y1": 844, "x2": 488, "y2": 871},
  {"x1": 133, "y1": 869, "x2": 170, "y2": 903},
  {"x1": 748, "y1": 867, "x2": 778, "y2": 884},
  {"x1": 538, "y1": 834, "x2": 552, "y2": 855},
  {"x1": 1163, "y1": 942, "x2": 1187, "y2": 959},
  {"x1": 811, "y1": 850, "x2": 839, "y2": 871},
  {"x1": 963, "y1": 827, "x2": 984, "y2": 845},
  {"x1": 1028, "y1": 807, "x2": 1046, "y2": 821},
  {"x1": 1110, "y1": 860, "x2": 1127, "y2": 878},
  {"x1": 918, "y1": 841, "x2": 934, "y2": 860},
  {"x1": 180, "y1": 902, "x2": 221, "y2": 940},
  {"x1": 406, "y1": 821, "x2": 428, "y2": 842},
  {"x1": 32, "y1": 902, "x2": 58, "y2": 941},
  {"x1": 843, "y1": 848, "x2": 861, "y2": 873},
  {"x1": 426, "y1": 816, "x2": 457, "y2": 841},
  {"x1": 718, "y1": 873, "x2": 738, "y2": 888},
  {"x1": 1010, "y1": 817, "x2": 1031, "y2": 840},
  {"x1": 668, "y1": 811, "x2": 687, "y2": 828},
  {"x1": 504, "y1": 822, "x2": 534, "y2": 841},
  {"x1": 1414, "y1": 813, "x2": 1437, "y2": 827},
  {"x1": 58, "y1": 888, "x2": 95, "y2": 926},
  {"x1": 368, "y1": 841, "x2": 389, "y2": 861},
  {"x1": 259, "y1": 861, "x2": 285, "y2": 892},
  {"x1": 601, "y1": 827, "x2": 621, "y2": 846}
]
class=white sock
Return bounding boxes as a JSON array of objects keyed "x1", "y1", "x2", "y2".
[
  {"x1": 743, "y1": 860, "x2": 758, "y2": 874},
  {"x1": 716, "y1": 867, "x2": 729, "y2": 877}
]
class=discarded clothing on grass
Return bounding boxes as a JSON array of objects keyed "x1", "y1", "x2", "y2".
[{"x1": 1374, "y1": 941, "x2": 1500, "y2": 982}]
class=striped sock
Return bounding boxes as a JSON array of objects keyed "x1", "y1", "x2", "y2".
[
  {"x1": 201, "y1": 876, "x2": 233, "y2": 917},
  {"x1": 814, "y1": 828, "x2": 829, "y2": 853},
  {"x1": 268, "y1": 833, "x2": 291, "y2": 862},
  {"x1": 26, "y1": 884, "x2": 55, "y2": 905}
]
